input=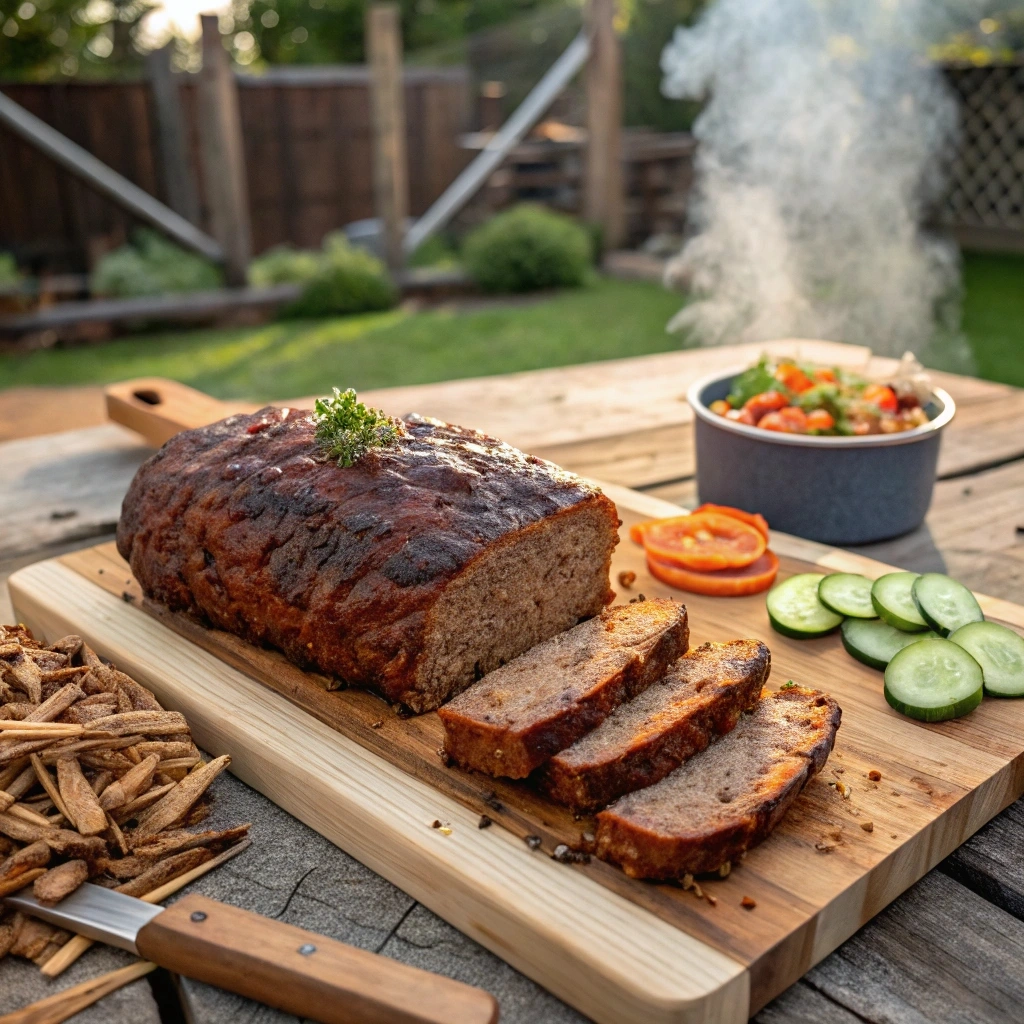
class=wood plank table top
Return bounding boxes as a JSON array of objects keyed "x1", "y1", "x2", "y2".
[{"x1": 2, "y1": 340, "x2": 1024, "y2": 1024}]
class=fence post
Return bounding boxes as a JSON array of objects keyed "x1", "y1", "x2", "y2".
[
  {"x1": 366, "y1": 2, "x2": 409, "y2": 271},
  {"x1": 584, "y1": 0, "x2": 625, "y2": 252},
  {"x1": 147, "y1": 42, "x2": 200, "y2": 226},
  {"x1": 197, "y1": 15, "x2": 251, "y2": 285}
]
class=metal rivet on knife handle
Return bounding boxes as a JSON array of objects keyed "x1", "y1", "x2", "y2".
[
  {"x1": 191, "y1": 910, "x2": 207, "y2": 922},
  {"x1": 298, "y1": 943, "x2": 316, "y2": 955}
]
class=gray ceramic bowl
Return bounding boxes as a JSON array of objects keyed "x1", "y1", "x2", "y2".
[{"x1": 686, "y1": 369, "x2": 956, "y2": 545}]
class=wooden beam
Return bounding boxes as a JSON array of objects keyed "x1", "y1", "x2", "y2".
[
  {"x1": 146, "y1": 43, "x2": 200, "y2": 226},
  {"x1": 0, "y1": 90, "x2": 221, "y2": 263},
  {"x1": 403, "y1": 31, "x2": 590, "y2": 255},
  {"x1": 197, "y1": 15, "x2": 252, "y2": 286},
  {"x1": 584, "y1": 0, "x2": 625, "y2": 251},
  {"x1": 366, "y1": 3, "x2": 409, "y2": 271}
]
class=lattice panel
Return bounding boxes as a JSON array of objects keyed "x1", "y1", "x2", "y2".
[{"x1": 943, "y1": 62, "x2": 1024, "y2": 232}]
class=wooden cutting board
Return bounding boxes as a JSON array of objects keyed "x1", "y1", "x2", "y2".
[{"x1": 10, "y1": 482, "x2": 1024, "y2": 1024}]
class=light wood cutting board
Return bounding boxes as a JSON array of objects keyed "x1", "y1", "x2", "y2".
[{"x1": 9, "y1": 481, "x2": 1024, "y2": 1024}]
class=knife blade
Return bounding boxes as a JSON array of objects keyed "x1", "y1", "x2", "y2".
[{"x1": 5, "y1": 885, "x2": 499, "y2": 1024}]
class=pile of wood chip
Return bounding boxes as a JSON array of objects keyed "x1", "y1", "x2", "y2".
[{"x1": 0, "y1": 624, "x2": 249, "y2": 972}]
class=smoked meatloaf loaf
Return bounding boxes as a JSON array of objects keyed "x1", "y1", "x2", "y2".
[{"x1": 116, "y1": 406, "x2": 620, "y2": 712}]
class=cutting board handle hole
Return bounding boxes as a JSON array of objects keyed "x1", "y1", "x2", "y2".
[{"x1": 133, "y1": 389, "x2": 163, "y2": 406}]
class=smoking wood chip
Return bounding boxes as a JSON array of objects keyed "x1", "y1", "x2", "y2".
[
  {"x1": 129, "y1": 824, "x2": 251, "y2": 859},
  {"x1": 9, "y1": 803, "x2": 57, "y2": 828},
  {"x1": 115, "y1": 847, "x2": 213, "y2": 898},
  {"x1": 0, "y1": 914, "x2": 16, "y2": 959},
  {"x1": 0, "y1": 654, "x2": 42, "y2": 704},
  {"x1": 99, "y1": 755, "x2": 159, "y2": 812},
  {"x1": 56, "y1": 757, "x2": 108, "y2": 837},
  {"x1": 95, "y1": 855, "x2": 152, "y2": 880},
  {"x1": 77, "y1": 749, "x2": 135, "y2": 775},
  {"x1": 40, "y1": 667, "x2": 89, "y2": 686},
  {"x1": 135, "y1": 741, "x2": 193, "y2": 761},
  {"x1": 0, "y1": 868, "x2": 47, "y2": 897},
  {"x1": 0, "y1": 840, "x2": 52, "y2": 882},
  {"x1": 33, "y1": 860, "x2": 88, "y2": 904},
  {"x1": 112, "y1": 783, "x2": 176, "y2": 825},
  {"x1": 29, "y1": 755, "x2": 74, "y2": 826},
  {"x1": 131, "y1": 755, "x2": 230, "y2": 840},
  {"x1": 89, "y1": 770, "x2": 114, "y2": 797},
  {"x1": 85, "y1": 711, "x2": 189, "y2": 738},
  {"x1": 42, "y1": 831, "x2": 107, "y2": 860},
  {"x1": 24, "y1": 684, "x2": 86, "y2": 725},
  {"x1": 47, "y1": 636, "x2": 83, "y2": 660},
  {"x1": 0, "y1": 812, "x2": 51, "y2": 843},
  {"x1": 0, "y1": 760, "x2": 31, "y2": 792},
  {"x1": 11, "y1": 915, "x2": 63, "y2": 961},
  {"x1": 0, "y1": 737, "x2": 62, "y2": 766}
]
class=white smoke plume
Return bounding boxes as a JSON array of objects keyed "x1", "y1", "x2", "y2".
[{"x1": 661, "y1": 0, "x2": 971, "y2": 355}]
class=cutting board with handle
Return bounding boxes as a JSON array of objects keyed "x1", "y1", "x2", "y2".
[{"x1": 12, "y1": 381, "x2": 1024, "y2": 1023}]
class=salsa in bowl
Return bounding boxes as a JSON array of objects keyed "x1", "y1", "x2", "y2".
[{"x1": 686, "y1": 353, "x2": 955, "y2": 544}]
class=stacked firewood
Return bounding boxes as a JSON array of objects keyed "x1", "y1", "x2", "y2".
[{"x1": 0, "y1": 623, "x2": 249, "y2": 972}]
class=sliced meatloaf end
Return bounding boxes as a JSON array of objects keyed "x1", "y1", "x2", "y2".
[
  {"x1": 116, "y1": 408, "x2": 620, "y2": 714},
  {"x1": 538, "y1": 639, "x2": 770, "y2": 812},
  {"x1": 595, "y1": 686, "x2": 841, "y2": 879},
  {"x1": 438, "y1": 599, "x2": 689, "y2": 778}
]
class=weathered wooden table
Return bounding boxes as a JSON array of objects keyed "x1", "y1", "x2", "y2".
[{"x1": 3, "y1": 339, "x2": 1024, "y2": 1023}]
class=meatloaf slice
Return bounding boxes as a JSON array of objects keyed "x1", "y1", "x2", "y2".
[
  {"x1": 438, "y1": 599, "x2": 688, "y2": 778},
  {"x1": 117, "y1": 407, "x2": 620, "y2": 713},
  {"x1": 538, "y1": 639, "x2": 770, "y2": 812},
  {"x1": 595, "y1": 686, "x2": 841, "y2": 879}
]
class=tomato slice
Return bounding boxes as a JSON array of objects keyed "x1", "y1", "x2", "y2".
[
  {"x1": 691, "y1": 504, "x2": 769, "y2": 540},
  {"x1": 640, "y1": 511, "x2": 767, "y2": 572},
  {"x1": 628, "y1": 506, "x2": 769, "y2": 546},
  {"x1": 647, "y1": 550, "x2": 780, "y2": 597}
]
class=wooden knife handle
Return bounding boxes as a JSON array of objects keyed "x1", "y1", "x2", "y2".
[{"x1": 135, "y1": 893, "x2": 499, "y2": 1024}]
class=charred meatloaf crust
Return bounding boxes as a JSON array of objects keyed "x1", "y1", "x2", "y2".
[
  {"x1": 437, "y1": 599, "x2": 689, "y2": 778},
  {"x1": 538, "y1": 639, "x2": 770, "y2": 812},
  {"x1": 595, "y1": 686, "x2": 841, "y2": 879},
  {"x1": 117, "y1": 406, "x2": 620, "y2": 713}
]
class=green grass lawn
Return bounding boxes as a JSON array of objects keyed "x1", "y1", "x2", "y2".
[
  {"x1": 1, "y1": 253, "x2": 1021, "y2": 398},
  {"x1": 0, "y1": 279, "x2": 686, "y2": 400},
  {"x1": 957, "y1": 252, "x2": 1024, "y2": 388}
]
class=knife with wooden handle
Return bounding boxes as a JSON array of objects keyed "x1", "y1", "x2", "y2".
[{"x1": 5, "y1": 884, "x2": 499, "y2": 1024}]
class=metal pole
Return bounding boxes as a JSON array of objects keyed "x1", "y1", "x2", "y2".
[{"x1": 0, "y1": 90, "x2": 222, "y2": 263}]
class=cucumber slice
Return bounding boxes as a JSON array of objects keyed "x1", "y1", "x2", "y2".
[
  {"x1": 884, "y1": 638, "x2": 983, "y2": 721},
  {"x1": 841, "y1": 618, "x2": 940, "y2": 671},
  {"x1": 818, "y1": 573, "x2": 876, "y2": 618},
  {"x1": 871, "y1": 572, "x2": 928, "y2": 632},
  {"x1": 767, "y1": 573, "x2": 844, "y2": 639},
  {"x1": 911, "y1": 573, "x2": 984, "y2": 636},
  {"x1": 949, "y1": 621, "x2": 1024, "y2": 697}
]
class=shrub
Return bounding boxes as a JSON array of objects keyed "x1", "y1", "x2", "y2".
[
  {"x1": 463, "y1": 205, "x2": 592, "y2": 293},
  {"x1": 408, "y1": 234, "x2": 459, "y2": 270},
  {"x1": 0, "y1": 253, "x2": 20, "y2": 288},
  {"x1": 248, "y1": 245, "x2": 322, "y2": 287},
  {"x1": 91, "y1": 230, "x2": 222, "y2": 298},
  {"x1": 283, "y1": 235, "x2": 397, "y2": 318}
]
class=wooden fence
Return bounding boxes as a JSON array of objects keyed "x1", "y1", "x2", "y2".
[
  {"x1": 1, "y1": 60, "x2": 1022, "y2": 272},
  {"x1": 0, "y1": 67, "x2": 471, "y2": 270}
]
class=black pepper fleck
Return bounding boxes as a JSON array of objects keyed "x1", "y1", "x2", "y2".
[
  {"x1": 524, "y1": 835, "x2": 542, "y2": 850},
  {"x1": 478, "y1": 815, "x2": 493, "y2": 829}
]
